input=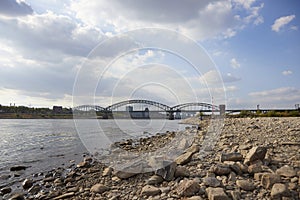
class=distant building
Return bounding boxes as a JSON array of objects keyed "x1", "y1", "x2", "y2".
[{"x1": 53, "y1": 106, "x2": 63, "y2": 113}]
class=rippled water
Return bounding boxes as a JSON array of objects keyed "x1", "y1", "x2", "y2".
[{"x1": 0, "y1": 119, "x2": 185, "y2": 187}]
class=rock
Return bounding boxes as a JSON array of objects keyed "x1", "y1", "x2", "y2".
[
  {"x1": 229, "y1": 190, "x2": 241, "y2": 200},
  {"x1": 115, "y1": 171, "x2": 136, "y2": 179},
  {"x1": 140, "y1": 185, "x2": 161, "y2": 197},
  {"x1": 220, "y1": 152, "x2": 243, "y2": 162},
  {"x1": 52, "y1": 192, "x2": 75, "y2": 200},
  {"x1": 254, "y1": 172, "x2": 267, "y2": 181},
  {"x1": 22, "y1": 178, "x2": 33, "y2": 190},
  {"x1": 248, "y1": 160, "x2": 262, "y2": 174},
  {"x1": 0, "y1": 187, "x2": 12, "y2": 195},
  {"x1": 261, "y1": 173, "x2": 281, "y2": 189},
  {"x1": 206, "y1": 187, "x2": 229, "y2": 200},
  {"x1": 155, "y1": 161, "x2": 176, "y2": 181},
  {"x1": 176, "y1": 179, "x2": 200, "y2": 197},
  {"x1": 102, "y1": 167, "x2": 113, "y2": 177},
  {"x1": 236, "y1": 162, "x2": 248, "y2": 173},
  {"x1": 175, "y1": 152, "x2": 194, "y2": 165},
  {"x1": 10, "y1": 166, "x2": 27, "y2": 171},
  {"x1": 9, "y1": 193, "x2": 25, "y2": 200},
  {"x1": 276, "y1": 166, "x2": 296, "y2": 177},
  {"x1": 271, "y1": 183, "x2": 289, "y2": 199},
  {"x1": 28, "y1": 184, "x2": 41, "y2": 195},
  {"x1": 185, "y1": 144, "x2": 200, "y2": 154},
  {"x1": 90, "y1": 184, "x2": 109, "y2": 194},
  {"x1": 146, "y1": 175, "x2": 164, "y2": 185},
  {"x1": 229, "y1": 163, "x2": 243, "y2": 175},
  {"x1": 236, "y1": 180, "x2": 255, "y2": 191},
  {"x1": 210, "y1": 164, "x2": 231, "y2": 175},
  {"x1": 178, "y1": 138, "x2": 189, "y2": 150},
  {"x1": 76, "y1": 161, "x2": 89, "y2": 168},
  {"x1": 244, "y1": 146, "x2": 267, "y2": 165},
  {"x1": 203, "y1": 176, "x2": 221, "y2": 187},
  {"x1": 175, "y1": 166, "x2": 190, "y2": 178},
  {"x1": 186, "y1": 196, "x2": 203, "y2": 200}
]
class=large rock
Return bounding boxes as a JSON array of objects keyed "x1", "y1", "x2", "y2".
[
  {"x1": 203, "y1": 176, "x2": 221, "y2": 187},
  {"x1": 236, "y1": 180, "x2": 255, "y2": 191},
  {"x1": 176, "y1": 179, "x2": 200, "y2": 197},
  {"x1": 141, "y1": 185, "x2": 161, "y2": 197},
  {"x1": 210, "y1": 164, "x2": 231, "y2": 176},
  {"x1": 90, "y1": 184, "x2": 109, "y2": 194},
  {"x1": 276, "y1": 165, "x2": 296, "y2": 177},
  {"x1": 146, "y1": 175, "x2": 164, "y2": 185},
  {"x1": 206, "y1": 187, "x2": 230, "y2": 200},
  {"x1": 175, "y1": 152, "x2": 194, "y2": 165},
  {"x1": 22, "y1": 179, "x2": 33, "y2": 190},
  {"x1": 244, "y1": 146, "x2": 267, "y2": 165},
  {"x1": 175, "y1": 166, "x2": 190, "y2": 178},
  {"x1": 220, "y1": 152, "x2": 243, "y2": 162},
  {"x1": 155, "y1": 161, "x2": 176, "y2": 181},
  {"x1": 271, "y1": 183, "x2": 289, "y2": 199},
  {"x1": 261, "y1": 173, "x2": 281, "y2": 189}
]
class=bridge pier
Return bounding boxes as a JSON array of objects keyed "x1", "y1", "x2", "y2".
[{"x1": 168, "y1": 111, "x2": 174, "y2": 120}]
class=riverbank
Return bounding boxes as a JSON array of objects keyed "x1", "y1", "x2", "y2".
[{"x1": 1, "y1": 117, "x2": 300, "y2": 199}]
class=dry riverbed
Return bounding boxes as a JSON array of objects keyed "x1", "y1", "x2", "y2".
[{"x1": 1, "y1": 117, "x2": 300, "y2": 200}]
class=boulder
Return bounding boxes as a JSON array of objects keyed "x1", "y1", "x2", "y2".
[
  {"x1": 141, "y1": 185, "x2": 161, "y2": 197},
  {"x1": 176, "y1": 179, "x2": 200, "y2": 197},
  {"x1": 206, "y1": 187, "x2": 230, "y2": 200}
]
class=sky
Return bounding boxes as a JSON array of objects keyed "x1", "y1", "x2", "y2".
[{"x1": 0, "y1": 0, "x2": 299, "y2": 109}]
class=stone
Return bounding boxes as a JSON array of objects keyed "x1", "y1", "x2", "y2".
[
  {"x1": 271, "y1": 183, "x2": 289, "y2": 199},
  {"x1": 90, "y1": 184, "x2": 109, "y2": 194},
  {"x1": 175, "y1": 152, "x2": 194, "y2": 165},
  {"x1": 276, "y1": 166, "x2": 297, "y2": 177},
  {"x1": 176, "y1": 179, "x2": 200, "y2": 197},
  {"x1": 230, "y1": 163, "x2": 243, "y2": 175},
  {"x1": 0, "y1": 187, "x2": 11, "y2": 195},
  {"x1": 102, "y1": 167, "x2": 113, "y2": 177},
  {"x1": 178, "y1": 138, "x2": 189, "y2": 150},
  {"x1": 115, "y1": 171, "x2": 136, "y2": 179},
  {"x1": 10, "y1": 166, "x2": 27, "y2": 171},
  {"x1": 261, "y1": 173, "x2": 281, "y2": 189},
  {"x1": 155, "y1": 161, "x2": 176, "y2": 181},
  {"x1": 206, "y1": 187, "x2": 230, "y2": 200},
  {"x1": 146, "y1": 175, "x2": 164, "y2": 185},
  {"x1": 22, "y1": 178, "x2": 33, "y2": 190},
  {"x1": 185, "y1": 144, "x2": 200, "y2": 154},
  {"x1": 186, "y1": 196, "x2": 203, "y2": 200},
  {"x1": 248, "y1": 161, "x2": 262, "y2": 174},
  {"x1": 220, "y1": 152, "x2": 243, "y2": 162},
  {"x1": 210, "y1": 164, "x2": 231, "y2": 175},
  {"x1": 254, "y1": 173, "x2": 267, "y2": 181},
  {"x1": 203, "y1": 176, "x2": 221, "y2": 187},
  {"x1": 244, "y1": 146, "x2": 267, "y2": 165},
  {"x1": 236, "y1": 180, "x2": 255, "y2": 191},
  {"x1": 28, "y1": 184, "x2": 41, "y2": 195},
  {"x1": 9, "y1": 193, "x2": 25, "y2": 200},
  {"x1": 229, "y1": 190, "x2": 241, "y2": 200},
  {"x1": 175, "y1": 166, "x2": 190, "y2": 178},
  {"x1": 77, "y1": 161, "x2": 89, "y2": 168},
  {"x1": 52, "y1": 192, "x2": 75, "y2": 200},
  {"x1": 236, "y1": 162, "x2": 248, "y2": 173},
  {"x1": 140, "y1": 185, "x2": 161, "y2": 197}
]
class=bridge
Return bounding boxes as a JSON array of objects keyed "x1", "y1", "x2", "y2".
[{"x1": 73, "y1": 99, "x2": 223, "y2": 120}]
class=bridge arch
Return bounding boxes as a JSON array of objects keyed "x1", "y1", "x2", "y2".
[
  {"x1": 106, "y1": 99, "x2": 171, "y2": 111},
  {"x1": 171, "y1": 102, "x2": 219, "y2": 111},
  {"x1": 73, "y1": 105, "x2": 106, "y2": 112}
]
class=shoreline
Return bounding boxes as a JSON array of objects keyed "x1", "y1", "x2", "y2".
[{"x1": 1, "y1": 117, "x2": 300, "y2": 199}]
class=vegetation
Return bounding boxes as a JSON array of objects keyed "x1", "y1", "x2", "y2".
[{"x1": 228, "y1": 110, "x2": 300, "y2": 118}]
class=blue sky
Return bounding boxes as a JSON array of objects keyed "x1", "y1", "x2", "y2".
[{"x1": 0, "y1": 0, "x2": 299, "y2": 109}]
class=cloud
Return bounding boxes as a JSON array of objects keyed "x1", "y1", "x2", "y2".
[
  {"x1": 230, "y1": 58, "x2": 240, "y2": 69},
  {"x1": 70, "y1": 0, "x2": 264, "y2": 40},
  {"x1": 282, "y1": 70, "x2": 293, "y2": 76},
  {"x1": 0, "y1": 0, "x2": 33, "y2": 16},
  {"x1": 271, "y1": 15, "x2": 296, "y2": 32}
]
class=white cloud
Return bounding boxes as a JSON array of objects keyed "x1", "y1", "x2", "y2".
[
  {"x1": 230, "y1": 58, "x2": 240, "y2": 69},
  {"x1": 282, "y1": 70, "x2": 293, "y2": 76},
  {"x1": 271, "y1": 15, "x2": 296, "y2": 32}
]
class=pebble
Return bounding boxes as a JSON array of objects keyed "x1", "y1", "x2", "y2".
[
  {"x1": 261, "y1": 173, "x2": 281, "y2": 189},
  {"x1": 175, "y1": 152, "x2": 194, "y2": 165},
  {"x1": 276, "y1": 165, "x2": 297, "y2": 177},
  {"x1": 206, "y1": 187, "x2": 229, "y2": 200},
  {"x1": 22, "y1": 178, "x2": 33, "y2": 190},
  {"x1": 146, "y1": 175, "x2": 164, "y2": 185},
  {"x1": 271, "y1": 183, "x2": 289, "y2": 199},
  {"x1": 90, "y1": 184, "x2": 109, "y2": 194},
  {"x1": 220, "y1": 152, "x2": 243, "y2": 162},
  {"x1": 176, "y1": 179, "x2": 200, "y2": 197}
]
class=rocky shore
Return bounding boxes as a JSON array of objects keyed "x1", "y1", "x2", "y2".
[{"x1": 1, "y1": 117, "x2": 300, "y2": 200}]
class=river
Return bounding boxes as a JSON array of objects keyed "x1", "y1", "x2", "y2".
[{"x1": 0, "y1": 119, "x2": 187, "y2": 187}]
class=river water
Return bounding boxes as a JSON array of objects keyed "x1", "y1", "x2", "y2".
[{"x1": 0, "y1": 119, "x2": 186, "y2": 187}]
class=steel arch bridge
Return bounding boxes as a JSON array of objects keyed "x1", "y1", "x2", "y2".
[
  {"x1": 106, "y1": 99, "x2": 171, "y2": 111},
  {"x1": 73, "y1": 105, "x2": 106, "y2": 112},
  {"x1": 171, "y1": 102, "x2": 219, "y2": 112}
]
